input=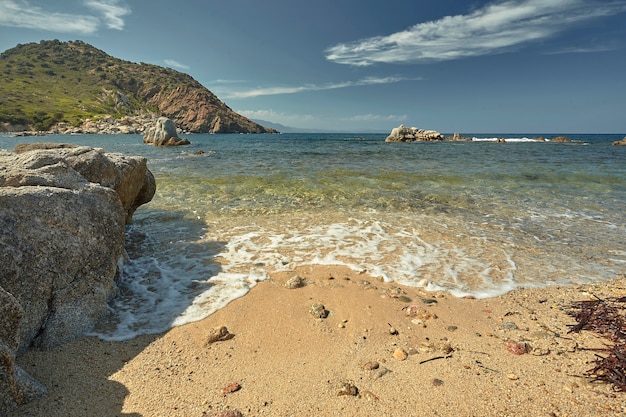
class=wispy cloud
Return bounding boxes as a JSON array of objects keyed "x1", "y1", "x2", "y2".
[
  {"x1": 326, "y1": 0, "x2": 626, "y2": 66},
  {"x1": 164, "y1": 59, "x2": 190, "y2": 70},
  {"x1": 0, "y1": 0, "x2": 129, "y2": 33},
  {"x1": 85, "y1": 0, "x2": 130, "y2": 30},
  {"x1": 544, "y1": 45, "x2": 618, "y2": 55},
  {"x1": 236, "y1": 109, "x2": 315, "y2": 126},
  {"x1": 221, "y1": 76, "x2": 420, "y2": 99}
]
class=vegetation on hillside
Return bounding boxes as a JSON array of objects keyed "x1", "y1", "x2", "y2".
[{"x1": 0, "y1": 40, "x2": 266, "y2": 133}]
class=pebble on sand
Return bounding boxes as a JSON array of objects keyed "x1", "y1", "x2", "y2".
[
  {"x1": 337, "y1": 381, "x2": 359, "y2": 396},
  {"x1": 210, "y1": 411, "x2": 244, "y2": 417},
  {"x1": 222, "y1": 382, "x2": 241, "y2": 395},
  {"x1": 393, "y1": 348, "x2": 408, "y2": 361},
  {"x1": 310, "y1": 303, "x2": 329, "y2": 319},
  {"x1": 206, "y1": 326, "x2": 235, "y2": 345},
  {"x1": 504, "y1": 340, "x2": 530, "y2": 355},
  {"x1": 284, "y1": 275, "x2": 305, "y2": 289}
]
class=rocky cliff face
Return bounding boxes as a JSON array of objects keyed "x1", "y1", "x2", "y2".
[{"x1": 0, "y1": 143, "x2": 155, "y2": 412}]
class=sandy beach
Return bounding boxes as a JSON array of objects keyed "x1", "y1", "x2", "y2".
[{"x1": 9, "y1": 267, "x2": 626, "y2": 417}]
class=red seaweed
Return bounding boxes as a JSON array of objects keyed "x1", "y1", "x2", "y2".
[{"x1": 568, "y1": 295, "x2": 626, "y2": 392}]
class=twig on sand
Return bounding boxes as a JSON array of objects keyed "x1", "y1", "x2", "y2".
[{"x1": 419, "y1": 355, "x2": 452, "y2": 365}]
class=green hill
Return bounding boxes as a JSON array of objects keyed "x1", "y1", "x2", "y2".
[{"x1": 0, "y1": 40, "x2": 275, "y2": 133}]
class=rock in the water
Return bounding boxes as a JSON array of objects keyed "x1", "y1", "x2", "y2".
[
  {"x1": 612, "y1": 137, "x2": 626, "y2": 146},
  {"x1": 550, "y1": 136, "x2": 571, "y2": 143},
  {"x1": 143, "y1": 117, "x2": 191, "y2": 146},
  {"x1": 385, "y1": 125, "x2": 445, "y2": 142}
]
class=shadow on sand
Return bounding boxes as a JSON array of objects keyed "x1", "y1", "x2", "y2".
[{"x1": 9, "y1": 211, "x2": 226, "y2": 416}]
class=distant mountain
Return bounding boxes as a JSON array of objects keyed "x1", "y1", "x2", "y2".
[
  {"x1": 0, "y1": 40, "x2": 276, "y2": 133},
  {"x1": 251, "y1": 119, "x2": 389, "y2": 134}
]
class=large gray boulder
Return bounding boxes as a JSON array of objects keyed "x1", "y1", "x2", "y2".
[
  {"x1": 0, "y1": 143, "x2": 155, "y2": 412},
  {"x1": 385, "y1": 125, "x2": 445, "y2": 142},
  {"x1": 143, "y1": 116, "x2": 190, "y2": 146}
]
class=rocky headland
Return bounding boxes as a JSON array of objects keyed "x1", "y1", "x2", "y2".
[
  {"x1": 0, "y1": 40, "x2": 278, "y2": 135},
  {"x1": 0, "y1": 143, "x2": 155, "y2": 412}
]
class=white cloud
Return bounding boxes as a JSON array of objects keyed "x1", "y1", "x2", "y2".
[
  {"x1": 544, "y1": 45, "x2": 618, "y2": 54},
  {"x1": 236, "y1": 109, "x2": 315, "y2": 126},
  {"x1": 0, "y1": 0, "x2": 129, "y2": 33},
  {"x1": 221, "y1": 76, "x2": 420, "y2": 99},
  {"x1": 164, "y1": 59, "x2": 190, "y2": 70},
  {"x1": 0, "y1": 0, "x2": 99, "y2": 33},
  {"x1": 85, "y1": 0, "x2": 130, "y2": 30},
  {"x1": 326, "y1": 0, "x2": 626, "y2": 66}
]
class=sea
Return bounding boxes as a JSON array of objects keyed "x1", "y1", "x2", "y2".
[{"x1": 2, "y1": 132, "x2": 625, "y2": 341}]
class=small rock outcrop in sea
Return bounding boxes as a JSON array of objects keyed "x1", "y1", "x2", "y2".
[
  {"x1": 550, "y1": 136, "x2": 571, "y2": 143},
  {"x1": 143, "y1": 117, "x2": 191, "y2": 146},
  {"x1": 612, "y1": 137, "x2": 626, "y2": 146},
  {"x1": 385, "y1": 125, "x2": 445, "y2": 142},
  {"x1": 0, "y1": 143, "x2": 155, "y2": 412}
]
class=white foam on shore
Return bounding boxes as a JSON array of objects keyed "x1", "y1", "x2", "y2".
[{"x1": 90, "y1": 207, "x2": 623, "y2": 341}]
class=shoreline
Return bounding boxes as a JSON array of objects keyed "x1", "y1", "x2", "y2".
[{"x1": 9, "y1": 266, "x2": 625, "y2": 416}]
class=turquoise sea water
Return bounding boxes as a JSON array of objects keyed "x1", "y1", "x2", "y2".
[{"x1": 2, "y1": 132, "x2": 625, "y2": 340}]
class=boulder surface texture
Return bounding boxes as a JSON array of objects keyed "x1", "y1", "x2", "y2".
[{"x1": 0, "y1": 143, "x2": 155, "y2": 412}]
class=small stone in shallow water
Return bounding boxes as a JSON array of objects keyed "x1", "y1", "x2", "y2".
[
  {"x1": 337, "y1": 381, "x2": 359, "y2": 396},
  {"x1": 310, "y1": 303, "x2": 329, "y2": 319},
  {"x1": 284, "y1": 275, "x2": 305, "y2": 289},
  {"x1": 446, "y1": 325, "x2": 458, "y2": 332},
  {"x1": 432, "y1": 378, "x2": 444, "y2": 386}
]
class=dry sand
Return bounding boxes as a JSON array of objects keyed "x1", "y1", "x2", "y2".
[{"x1": 9, "y1": 267, "x2": 626, "y2": 417}]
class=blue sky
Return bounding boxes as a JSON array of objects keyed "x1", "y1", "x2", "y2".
[{"x1": 1, "y1": 0, "x2": 625, "y2": 133}]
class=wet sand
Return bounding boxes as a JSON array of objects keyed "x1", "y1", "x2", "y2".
[{"x1": 10, "y1": 267, "x2": 626, "y2": 417}]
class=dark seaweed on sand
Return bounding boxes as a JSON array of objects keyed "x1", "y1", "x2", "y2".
[{"x1": 568, "y1": 295, "x2": 626, "y2": 392}]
